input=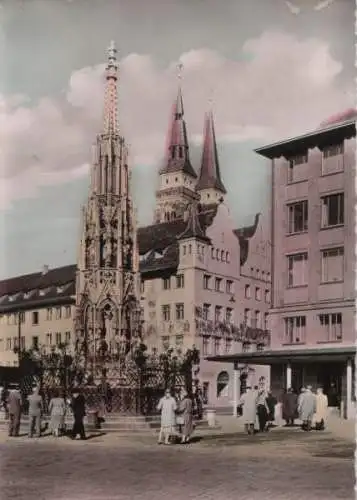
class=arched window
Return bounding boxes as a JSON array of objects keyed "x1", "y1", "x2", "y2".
[
  {"x1": 221, "y1": 250, "x2": 225, "y2": 261},
  {"x1": 216, "y1": 371, "x2": 229, "y2": 398},
  {"x1": 216, "y1": 249, "x2": 219, "y2": 260},
  {"x1": 211, "y1": 247, "x2": 215, "y2": 259},
  {"x1": 226, "y1": 251, "x2": 230, "y2": 263}
]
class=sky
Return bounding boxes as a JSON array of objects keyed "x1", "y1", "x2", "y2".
[{"x1": 0, "y1": 0, "x2": 354, "y2": 279}]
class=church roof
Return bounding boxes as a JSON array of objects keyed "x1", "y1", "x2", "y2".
[
  {"x1": 0, "y1": 208, "x2": 258, "y2": 310},
  {"x1": 196, "y1": 110, "x2": 226, "y2": 193},
  {"x1": 159, "y1": 87, "x2": 197, "y2": 178}
]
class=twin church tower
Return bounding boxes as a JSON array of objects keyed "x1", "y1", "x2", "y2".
[{"x1": 75, "y1": 42, "x2": 227, "y2": 375}]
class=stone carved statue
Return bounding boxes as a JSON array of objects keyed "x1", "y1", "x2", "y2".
[
  {"x1": 103, "y1": 308, "x2": 114, "y2": 340},
  {"x1": 103, "y1": 234, "x2": 112, "y2": 266},
  {"x1": 88, "y1": 240, "x2": 96, "y2": 266}
]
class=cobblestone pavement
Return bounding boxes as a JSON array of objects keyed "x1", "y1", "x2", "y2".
[{"x1": 0, "y1": 427, "x2": 354, "y2": 500}]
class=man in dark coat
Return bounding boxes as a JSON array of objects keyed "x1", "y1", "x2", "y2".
[
  {"x1": 7, "y1": 384, "x2": 22, "y2": 437},
  {"x1": 282, "y1": 388, "x2": 298, "y2": 426},
  {"x1": 70, "y1": 388, "x2": 86, "y2": 440}
]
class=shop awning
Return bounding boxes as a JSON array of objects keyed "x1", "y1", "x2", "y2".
[{"x1": 206, "y1": 346, "x2": 356, "y2": 365}]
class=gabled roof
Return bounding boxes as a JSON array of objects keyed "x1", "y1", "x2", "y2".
[
  {"x1": 177, "y1": 202, "x2": 211, "y2": 243},
  {"x1": 233, "y1": 214, "x2": 260, "y2": 266}
]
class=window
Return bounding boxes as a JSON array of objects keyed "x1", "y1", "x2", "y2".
[
  {"x1": 284, "y1": 316, "x2": 306, "y2": 344},
  {"x1": 244, "y1": 308, "x2": 250, "y2": 325},
  {"x1": 162, "y1": 278, "x2": 171, "y2": 290},
  {"x1": 6, "y1": 338, "x2": 11, "y2": 351},
  {"x1": 288, "y1": 153, "x2": 308, "y2": 183},
  {"x1": 214, "y1": 338, "x2": 221, "y2": 355},
  {"x1": 202, "y1": 382, "x2": 209, "y2": 404},
  {"x1": 321, "y1": 193, "x2": 344, "y2": 228},
  {"x1": 46, "y1": 308, "x2": 53, "y2": 321},
  {"x1": 226, "y1": 280, "x2": 233, "y2": 294},
  {"x1": 216, "y1": 371, "x2": 229, "y2": 397},
  {"x1": 162, "y1": 305, "x2": 171, "y2": 322},
  {"x1": 225, "y1": 308, "x2": 233, "y2": 323},
  {"x1": 225, "y1": 338, "x2": 232, "y2": 354},
  {"x1": 288, "y1": 200, "x2": 308, "y2": 234},
  {"x1": 287, "y1": 252, "x2": 308, "y2": 287},
  {"x1": 202, "y1": 337, "x2": 210, "y2": 356},
  {"x1": 162, "y1": 336, "x2": 170, "y2": 350},
  {"x1": 203, "y1": 303, "x2": 210, "y2": 321},
  {"x1": 255, "y1": 287, "x2": 261, "y2": 301},
  {"x1": 176, "y1": 274, "x2": 184, "y2": 288},
  {"x1": 214, "y1": 306, "x2": 222, "y2": 323},
  {"x1": 13, "y1": 337, "x2": 18, "y2": 350},
  {"x1": 211, "y1": 248, "x2": 215, "y2": 259},
  {"x1": 65, "y1": 331, "x2": 71, "y2": 343},
  {"x1": 244, "y1": 285, "x2": 251, "y2": 299},
  {"x1": 55, "y1": 332, "x2": 62, "y2": 345},
  {"x1": 264, "y1": 289, "x2": 271, "y2": 303},
  {"x1": 221, "y1": 250, "x2": 225, "y2": 261},
  {"x1": 215, "y1": 278, "x2": 222, "y2": 292},
  {"x1": 253, "y1": 310, "x2": 260, "y2": 328},
  {"x1": 226, "y1": 252, "x2": 230, "y2": 263},
  {"x1": 20, "y1": 336, "x2": 25, "y2": 350},
  {"x1": 322, "y1": 143, "x2": 344, "y2": 175},
  {"x1": 175, "y1": 303, "x2": 185, "y2": 320},
  {"x1": 264, "y1": 313, "x2": 269, "y2": 330},
  {"x1": 55, "y1": 307, "x2": 61, "y2": 320},
  {"x1": 175, "y1": 335, "x2": 184, "y2": 346},
  {"x1": 321, "y1": 247, "x2": 344, "y2": 283},
  {"x1": 216, "y1": 249, "x2": 219, "y2": 259},
  {"x1": 203, "y1": 274, "x2": 211, "y2": 290},
  {"x1": 32, "y1": 311, "x2": 39, "y2": 325},
  {"x1": 319, "y1": 313, "x2": 342, "y2": 341},
  {"x1": 64, "y1": 306, "x2": 71, "y2": 319},
  {"x1": 46, "y1": 333, "x2": 52, "y2": 346},
  {"x1": 32, "y1": 336, "x2": 39, "y2": 350},
  {"x1": 18, "y1": 311, "x2": 25, "y2": 324},
  {"x1": 242, "y1": 342, "x2": 250, "y2": 353}
]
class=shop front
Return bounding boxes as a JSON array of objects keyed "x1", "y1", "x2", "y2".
[{"x1": 206, "y1": 346, "x2": 356, "y2": 420}]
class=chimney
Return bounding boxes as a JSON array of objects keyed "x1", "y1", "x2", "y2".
[{"x1": 42, "y1": 265, "x2": 49, "y2": 275}]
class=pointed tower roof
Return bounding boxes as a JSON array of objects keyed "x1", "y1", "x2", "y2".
[
  {"x1": 196, "y1": 110, "x2": 226, "y2": 194},
  {"x1": 159, "y1": 85, "x2": 197, "y2": 178},
  {"x1": 103, "y1": 40, "x2": 119, "y2": 135},
  {"x1": 178, "y1": 201, "x2": 210, "y2": 243}
]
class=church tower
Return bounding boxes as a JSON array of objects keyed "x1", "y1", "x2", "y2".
[
  {"x1": 75, "y1": 42, "x2": 141, "y2": 377},
  {"x1": 196, "y1": 109, "x2": 226, "y2": 206},
  {"x1": 154, "y1": 70, "x2": 198, "y2": 223}
]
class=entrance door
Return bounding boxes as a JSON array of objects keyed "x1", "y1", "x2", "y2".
[
  {"x1": 316, "y1": 363, "x2": 342, "y2": 407},
  {"x1": 292, "y1": 366, "x2": 303, "y2": 392}
]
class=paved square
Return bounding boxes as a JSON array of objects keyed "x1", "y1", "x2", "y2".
[{"x1": 0, "y1": 428, "x2": 354, "y2": 500}]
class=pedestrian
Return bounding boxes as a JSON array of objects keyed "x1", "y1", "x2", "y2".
[
  {"x1": 314, "y1": 387, "x2": 328, "y2": 431},
  {"x1": 282, "y1": 388, "x2": 298, "y2": 426},
  {"x1": 266, "y1": 391, "x2": 277, "y2": 428},
  {"x1": 298, "y1": 385, "x2": 316, "y2": 431},
  {"x1": 256, "y1": 388, "x2": 269, "y2": 432},
  {"x1": 238, "y1": 386, "x2": 257, "y2": 435},
  {"x1": 27, "y1": 386, "x2": 43, "y2": 438},
  {"x1": 48, "y1": 388, "x2": 66, "y2": 437},
  {"x1": 7, "y1": 384, "x2": 22, "y2": 437},
  {"x1": 157, "y1": 388, "x2": 177, "y2": 445},
  {"x1": 70, "y1": 388, "x2": 86, "y2": 440},
  {"x1": 177, "y1": 390, "x2": 194, "y2": 444}
]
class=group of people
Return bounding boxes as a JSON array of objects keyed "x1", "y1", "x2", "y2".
[
  {"x1": 1, "y1": 384, "x2": 88, "y2": 440},
  {"x1": 238, "y1": 385, "x2": 277, "y2": 434},
  {"x1": 282, "y1": 386, "x2": 328, "y2": 431},
  {"x1": 157, "y1": 388, "x2": 194, "y2": 445},
  {"x1": 238, "y1": 384, "x2": 329, "y2": 434}
]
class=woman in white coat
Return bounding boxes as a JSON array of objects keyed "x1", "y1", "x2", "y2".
[
  {"x1": 238, "y1": 386, "x2": 258, "y2": 435},
  {"x1": 157, "y1": 389, "x2": 177, "y2": 445},
  {"x1": 314, "y1": 387, "x2": 328, "y2": 431}
]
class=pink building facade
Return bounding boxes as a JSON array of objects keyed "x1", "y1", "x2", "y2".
[{"x1": 255, "y1": 114, "x2": 356, "y2": 419}]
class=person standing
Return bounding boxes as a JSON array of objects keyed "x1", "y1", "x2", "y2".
[
  {"x1": 256, "y1": 388, "x2": 269, "y2": 432},
  {"x1": 314, "y1": 387, "x2": 328, "y2": 431},
  {"x1": 157, "y1": 389, "x2": 177, "y2": 445},
  {"x1": 238, "y1": 386, "x2": 258, "y2": 435},
  {"x1": 282, "y1": 388, "x2": 298, "y2": 426},
  {"x1": 1, "y1": 383, "x2": 10, "y2": 420},
  {"x1": 178, "y1": 390, "x2": 194, "y2": 444},
  {"x1": 27, "y1": 387, "x2": 43, "y2": 438},
  {"x1": 298, "y1": 385, "x2": 316, "y2": 431},
  {"x1": 7, "y1": 384, "x2": 22, "y2": 437},
  {"x1": 49, "y1": 389, "x2": 66, "y2": 437},
  {"x1": 266, "y1": 391, "x2": 277, "y2": 428},
  {"x1": 70, "y1": 388, "x2": 86, "y2": 440}
]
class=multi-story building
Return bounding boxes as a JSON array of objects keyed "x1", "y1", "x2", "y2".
[
  {"x1": 0, "y1": 44, "x2": 272, "y2": 407},
  {"x1": 208, "y1": 109, "x2": 356, "y2": 419}
]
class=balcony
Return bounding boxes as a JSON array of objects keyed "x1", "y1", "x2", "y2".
[{"x1": 195, "y1": 319, "x2": 271, "y2": 347}]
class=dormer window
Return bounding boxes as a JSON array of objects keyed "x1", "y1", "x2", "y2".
[
  {"x1": 322, "y1": 143, "x2": 344, "y2": 175},
  {"x1": 323, "y1": 143, "x2": 343, "y2": 158},
  {"x1": 288, "y1": 152, "x2": 308, "y2": 183}
]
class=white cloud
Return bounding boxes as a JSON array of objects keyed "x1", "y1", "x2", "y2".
[{"x1": 0, "y1": 31, "x2": 352, "y2": 209}]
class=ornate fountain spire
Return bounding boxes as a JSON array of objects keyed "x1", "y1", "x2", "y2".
[{"x1": 103, "y1": 40, "x2": 119, "y2": 136}]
